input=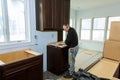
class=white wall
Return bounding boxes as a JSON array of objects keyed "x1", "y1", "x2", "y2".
[
  {"x1": 77, "y1": 4, "x2": 120, "y2": 18},
  {"x1": 79, "y1": 40, "x2": 104, "y2": 51},
  {"x1": 70, "y1": 9, "x2": 77, "y2": 28},
  {"x1": 0, "y1": 0, "x2": 57, "y2": 71},
  {"x1": 70, "y1": 9, "x2": 76, "y2": 19},
  {"x1": 31, "y1": 31, "x2": 57, "y2": 71},
  {"x1": 75, "y1": 4, "x2": 120, "y2": 51}
]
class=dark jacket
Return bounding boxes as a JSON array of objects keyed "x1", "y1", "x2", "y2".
[{"x1": 65, "y1": 27, "x2": 78, "y2": 48}]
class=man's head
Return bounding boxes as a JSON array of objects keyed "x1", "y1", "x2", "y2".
[{"x1": 63, "y1": 24, "x2": 70, "y2": 32}]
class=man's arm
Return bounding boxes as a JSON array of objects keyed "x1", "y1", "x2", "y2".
[
  {"x1": 55, "y1": 41, "x2": 65, "y2": 46},
  {"x1": 56, "y1": 41, "x2": 65, "y2": 45}
]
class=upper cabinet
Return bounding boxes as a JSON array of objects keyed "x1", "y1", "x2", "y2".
[{"x1": 35, "y1": 0, "x2": 70, "y2": 31}]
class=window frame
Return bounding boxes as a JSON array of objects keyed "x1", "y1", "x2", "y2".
[
  {"x1": 0, "y1": 0, "x2": 36, "y2": 49},
  {"x1": 92, "y1": 17, "x2": 106, "y2": 41},
  {"x1": 79, "y1": 16, "x2": 120, "y2": 42},
  {"x1": 80, "y1": 18, "x2": 92, "y2": 40},
  {"x1": 0, "y1": 0, "x2": 30, "y2": 43},
  {"x1": 106, "y1": 16, "x2": 120, "y2": 39}
]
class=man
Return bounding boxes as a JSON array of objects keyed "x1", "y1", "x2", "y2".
[{"x1": 56, "y1": 24, "x2": 79, "y2": 78}]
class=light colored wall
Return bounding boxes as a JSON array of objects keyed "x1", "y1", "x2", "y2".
[
  {"x1": 75, "y1": 4, "x2": 120, "y2": 51},
  {"x1": 0, "y1": 0, "x2": 57, "y2": 71},
  {"x1": 77, "y1": 4, "x2": 120, "y2": 18},
  {"x1": 70, "y1": 9, "x2": 76, "y2": 19},
  {"x1": 31, "y1": 31, "x2": 57, "y2": 71},
  {"x1": 79, "y1": 40, "x2": 104, "y2": 51},
  {"x1": 70, "y1": 9, "x2": 76, "y2": 28}
]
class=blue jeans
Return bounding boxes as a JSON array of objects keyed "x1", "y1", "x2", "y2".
[{"x1": 68, "y1": 45, "x2": 79, "y2": 75}]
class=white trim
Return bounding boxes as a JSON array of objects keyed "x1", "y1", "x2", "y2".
[
  {"x1": 0, "y1": 0, "x2": 36, "y2": 50},
  {"x1": 0, "y1": 41, "x2": 34, "y2": 50},
  {"x1": 79, "y1": 40, "x2": 104, "y2": 43},
  {"x1": 79, "y1": 16, "x2": 119, "y2": 42},
  {"x1": 1, "y1": 0, "x2": 9, "y2": 42}
]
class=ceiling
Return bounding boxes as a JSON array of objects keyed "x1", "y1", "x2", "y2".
[{"x1": 71, "y1": 0, "x2": 120, "y2": 10}]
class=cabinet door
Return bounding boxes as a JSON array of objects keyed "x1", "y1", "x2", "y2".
[
  {"x1": 3, "y1": 70, "x2": 27, "y2": 80},
  {"x1": 61, "y1": 0, "x2": 70, "y2": 25},
  {"x1": 27, "y1": 65, "x2": 43, "y2": 80},
  {"x1": 42, "y1": 0, "x2": 53, "y2": 30},
  {"x1": 35, "y1": 0, "x2": 42, "y2": 30},
  {"x1": 51, "y1": 0, "x2": 62, "y2": 30},
  {"x1": 35, "y1": 0, "x2": 70, "y2": 31},
  {"x1": 52, "y1": 0, "x2": 70, "y2": 30},
  {"x1": 47, "y1": 45, "x2": 69, "y2": 75},
  {"x1": 35, "y1": 0, "x2": 53, "y2": 31}
]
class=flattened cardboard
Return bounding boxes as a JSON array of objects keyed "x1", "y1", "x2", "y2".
[
  {"x1": 109, "y1": 21, "x2": 120, "y2": 41},
  {"x1": 112, "y1": 77, "x2": 120, "y2": 80},
  {"x1": 88, "y1": 58, "x2": 119, "y2": 79},
  {"x1": 103, "y1": 40, "x2": 120, "y2": 61}
]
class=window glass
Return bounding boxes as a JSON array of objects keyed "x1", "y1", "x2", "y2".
[
  {"x1": 7, "y1": 0, "x2": 26, "y2": 41},
  {"x1": 70, "y1": 19, "x2": 72, "y2": 27},
  {"x1": 81, "y1": 19, "x2": 92, "y2": 29},
  {"x1": 63, "y1": 31, "x2": 66, "y2": 41},
  {"x1": 0, "y1": 0, "x2": 4, "y2": 42},
  {"x1": 92, "y1": 30, "x2": 104, "y2": 41},
  {"x1": 93, "y1": 18, "x2": 106, "y2": 29},
  {"x1": 81, "y1": 30, "x2": 90, "y2": 40}
]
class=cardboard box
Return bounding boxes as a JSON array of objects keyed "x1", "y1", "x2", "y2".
[
  {"x1": 88, "y1": 40, "x2": 120, "y2": 79},
  {"x1": 88, "y1": 22, "x2": 120, "y2": 79},
  {"x1": 103, "y1": 40, "x2": 120, "y2": 61},
  {"x1": 109, "y1": 21, "x2": 120, "y2": 41},
  {"x1": 88, "y1": 58, "x2": 119, "y2": 79},
  {"x1": 112, "y1": 77, "x2": 120, "y2": 80}
]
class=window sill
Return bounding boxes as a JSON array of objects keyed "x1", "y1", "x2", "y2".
[
  {"x1": 79, "y1": 40, "x2": 105, "y2": 43},
  {"x1": 0, "y1": 41, "x2": 34, "y2": 50}
]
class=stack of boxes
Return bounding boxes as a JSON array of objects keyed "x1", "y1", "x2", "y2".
[{"x1": 88, "y1": 21, "x2": 120, "y2": 80}]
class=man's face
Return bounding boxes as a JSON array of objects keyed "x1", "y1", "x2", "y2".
[{"x1": 63, "y1": 25, "x2": 68, "y2": 32}]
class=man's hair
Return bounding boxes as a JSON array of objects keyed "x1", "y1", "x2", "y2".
[{"x1": 63, "y1": 23, "x2": 69, "y2": 26}]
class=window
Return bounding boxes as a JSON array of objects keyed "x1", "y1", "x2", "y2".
[
  {"x1": 92, "y1": 30, "x2": 104, "y2": 41},
  {"x1": 107, "y1": 16, "x2": 120, "y2": 39},
  {"x1": 0, "y1": 0, "x2": 4, "y2": 42},
  {"x1": 81, "y1": 19, "x2": 92, "y2": 40},
  {"x1": 7, "y1": 0, "x2": 26, "y2": 41},
  {"x1": 108, "y1": 16, "x2": 120, "y2": 29},
  {"x1": 0, "y1": 0, "x2": 30, "y2": 43},
  {"x1": 79, "y1": 16, "x2": 120, "y2": 42},
  {"x1": 92, "y1": 18, "x2": 106, "y2": 41},
  {"x1": 70, "y1": 19, "x2": 72, "y2": 27}
]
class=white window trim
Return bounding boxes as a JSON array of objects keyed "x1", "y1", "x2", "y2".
[
  {"x1": 0, "y1": 0, "x2": 36, "y2": 50},
  {"x1": 80, "y1": 16, "x2": 120, "y2": 42},
  {"x1": 80, "y1": 18, "x2": 92, "y2": 40}
]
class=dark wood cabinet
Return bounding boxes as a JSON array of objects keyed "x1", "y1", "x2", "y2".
[
  {"x1": 35, "y1": 0, "x2": 70, "y2": 41},
  {"x1": 35, "y1": 0, "x2": 70, "y2": 31},
  {"x1": 0, "y1": 54, "x2": 43, "y2": 80},
  {"x1": 42, "y1": 0, "x2": 53, "y2": 30},
  {"x1": 47, "y1": 44, "x2": 69, "y2": 75}
]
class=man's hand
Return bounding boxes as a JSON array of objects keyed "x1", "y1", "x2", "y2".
[
  {"x1": 55, "y1": 41, "x2": 65, "y2": 47},
  {"x1": 70, "y1": 48, "x2": 74, "y2": 53}
]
